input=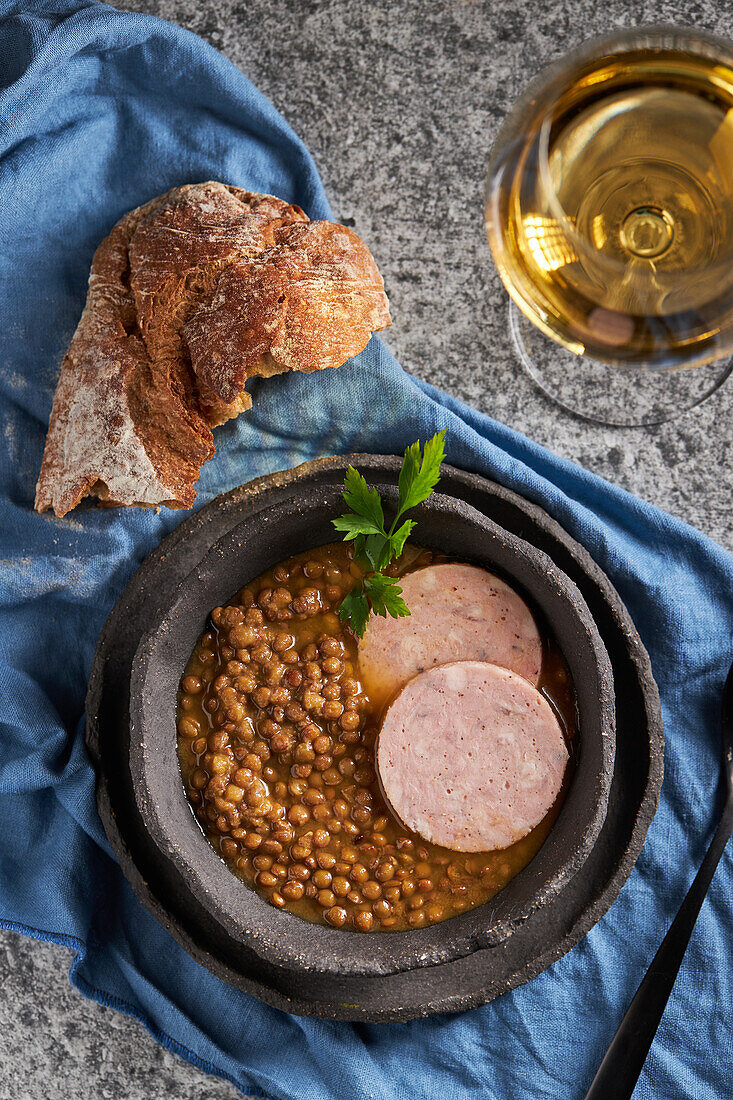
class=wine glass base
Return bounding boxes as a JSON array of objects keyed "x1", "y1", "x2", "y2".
[{"x1": 509, "y1": 303, "x2": 733, "y2": 427}]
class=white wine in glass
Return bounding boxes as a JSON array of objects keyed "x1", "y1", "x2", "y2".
[{"x1": 485, "y1": 26, "x2": 733, "y2": 425}]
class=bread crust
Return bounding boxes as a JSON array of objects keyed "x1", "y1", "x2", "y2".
[{"x1": 35, "y1": 182, "x2": 391, "y2": 517}]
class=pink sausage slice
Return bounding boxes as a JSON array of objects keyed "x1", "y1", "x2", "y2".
[
  {"x1": 359, "y1": 563, "x2": 542, "y2": 708},
  {"x1": 376, "y1": 661, "x2": 568, "y2": 852}
]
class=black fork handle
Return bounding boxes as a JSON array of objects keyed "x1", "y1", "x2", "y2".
[{"x1": 583, "y1": 798, "x2": 733, "y2": 1100}]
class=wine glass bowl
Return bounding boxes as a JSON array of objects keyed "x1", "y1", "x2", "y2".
[{"x1": 485, "y1": 26, "x2": 733, "y2": 423}]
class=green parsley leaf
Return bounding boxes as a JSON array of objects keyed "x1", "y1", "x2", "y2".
[
  {"x1": 352, "y1": 533, "x2": 370, "y2": 569},
  {"x1": 331, "y1": 513, "x2": 383, "y2": 540},
  {"x1": 363, "y1": 532, "x2": 392, "y2": 572},
  {"x1": 397, "y1": 440, "x2": 421, "y2": 513},
  {"x1": 396, "y1": 429, "x2": 446, "y2": 514},
  {"x1": 389, "y1": 518, "x2": 416, "y2": 562},
  {"x1": 363, "y1": 574, "x2": 410, "y2": 619},
  {"x1": 342, "y1": 465, "x2": 384, "y2": 529},
  {"x1": 337, "y1": 587, "x2": 371, "y2": 638},
  {"x1": 333, "y1": 432, "x2": 447, "y2": 636}
]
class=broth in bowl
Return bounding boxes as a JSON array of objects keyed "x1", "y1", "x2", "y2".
[{"x1": 177, "y1": 540, "x2": 577, "y2": 933}]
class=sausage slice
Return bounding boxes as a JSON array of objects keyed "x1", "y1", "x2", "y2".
[
  {"x1": 359, "y1": 563, "x2": 542, "y2": 707},
  {"x1": 376, "y1": 661, "x2": 569, "y2": 852}
]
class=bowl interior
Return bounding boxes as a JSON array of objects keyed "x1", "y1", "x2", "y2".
[{"x1": 130, "y1": 483, "x2": 615, "y2": 978}]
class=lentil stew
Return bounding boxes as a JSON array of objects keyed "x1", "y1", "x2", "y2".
[{"x1": 177, "y1": 542, "x2": 577, "y2": 933}]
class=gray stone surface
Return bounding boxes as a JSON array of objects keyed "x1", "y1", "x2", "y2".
[{"x1": 2, "y1": 1, "x2": 731, "y2": 1098}]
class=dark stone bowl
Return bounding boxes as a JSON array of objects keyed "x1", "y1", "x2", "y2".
[{"x1": 129, "y1": 482, "x2": 615, "y2": 978}]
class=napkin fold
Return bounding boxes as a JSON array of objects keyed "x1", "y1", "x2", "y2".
[{"x1": 1, "y1": 3, "x2": 731, "y2": 1098}]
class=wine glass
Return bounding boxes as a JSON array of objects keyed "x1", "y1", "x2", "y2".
[{"x1": 485, "y1": 26, "x2": 733, "y2": 426}]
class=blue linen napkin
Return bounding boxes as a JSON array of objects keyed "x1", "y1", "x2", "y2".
[{"x1": 1, "y1": 2, "x2": 731, "y2": 1097}]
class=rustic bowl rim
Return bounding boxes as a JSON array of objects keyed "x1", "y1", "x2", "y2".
[
  {"x1": 128, "y1": 482, "x2": 615, "y2": 977},
  {"x1": 85, "y1": 455, "x2": 663, "y2": 1019}
]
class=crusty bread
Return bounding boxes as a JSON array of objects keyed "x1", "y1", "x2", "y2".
[{"x1": 35, "y1": 182, "x2": 391, "y2": 517}]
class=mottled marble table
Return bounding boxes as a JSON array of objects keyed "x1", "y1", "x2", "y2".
[{"x1": 2, "y1": 2, "x2": 730, "y2": 1097}]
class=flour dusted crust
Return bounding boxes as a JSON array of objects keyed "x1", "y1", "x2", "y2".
[{"x1": 34, "y1": 182, "x2": 391, "y2": 517}]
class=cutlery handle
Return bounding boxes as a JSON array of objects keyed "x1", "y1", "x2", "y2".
[{"x1": 583, "y1": 799, "x2": 733, "y2": 1100}]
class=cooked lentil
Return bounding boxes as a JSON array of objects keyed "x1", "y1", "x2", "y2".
[{"x1": 177, "y1": 541, "x2": 576, "y2": 932}]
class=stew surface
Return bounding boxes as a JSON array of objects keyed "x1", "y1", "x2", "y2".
[{"x1": 177, "y1": 542, "x2": 577, "y2": 932}]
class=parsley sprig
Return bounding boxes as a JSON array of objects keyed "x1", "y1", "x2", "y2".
[{"x1": 332, "y1": 430, "x2": 447, "y2": 637}]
